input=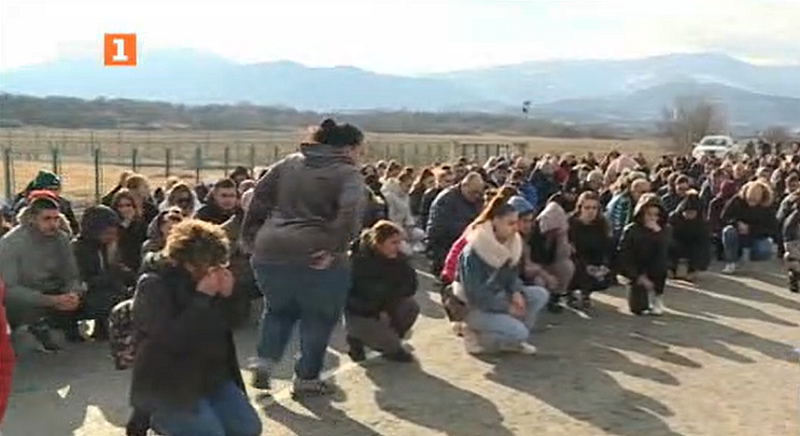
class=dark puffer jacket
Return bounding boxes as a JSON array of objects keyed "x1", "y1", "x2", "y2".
[
  {"x1": 346, "y1": 236, "x2": 418, "y2": 318},
  {"x1": 72, "y1": 205, "x2": 133, "y2": 318},
  {"x1": 129, "y1": 253, "x2": 244, "y2": 413},
  {"x1": 426, "y1": 186, "x2": 482, "y2": 247}
]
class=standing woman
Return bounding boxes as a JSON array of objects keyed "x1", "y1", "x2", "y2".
[{"x1": 242, "y1": 119, "x2": 366, "y2": 398}]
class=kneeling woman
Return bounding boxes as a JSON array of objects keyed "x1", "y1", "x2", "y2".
[
  {"x1": 458, "y1": 196, "x2": 548, "y2": 355},
  {"x1": 129, "y1": 219, "x2": 261, "y2": 436},
  {"x1": 619, "y1": 194, "x2": 670, "y2": 316},
  {"x1": 568, "y1": 191, "x2": 613, "y2": 309},
  {"x1": 345, "y1": 220, "x2": 419, "y2": 363}
]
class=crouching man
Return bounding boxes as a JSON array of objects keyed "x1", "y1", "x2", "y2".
[{"x1": 0, "y1": 191, "x2": 83, "y2": 352}]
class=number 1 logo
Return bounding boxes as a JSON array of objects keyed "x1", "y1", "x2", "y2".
[{"x1": 104, "y1": 33, "x2": 137, "y2": 66}]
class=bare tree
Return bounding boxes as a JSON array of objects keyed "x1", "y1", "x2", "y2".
[
  {"x1": 658, "y1": 97, "x2": 728, "y2": 153},
  {"x1": 762, "y1": 125, "x2": 791, "y2": 144}
]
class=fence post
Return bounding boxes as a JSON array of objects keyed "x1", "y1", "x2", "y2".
[
  {"x1": 3, "y1": 148, "x2": 13, "y2": 201},
  {"x1": 249, "y1": 144, "x2": 256, "y2": 175},
  {"x1": 51, "y1": 143, "x2": 61, "y2": 175},
  {"x1": 131, "y1": 148, "x2": 139, "y2": 172},
  {"x1": 165, "y1": 148, "x2": 172, "y2": 179},
  {"x1": 93, "y1": 146, "x2": 102, "y2": 204},
  {"x1": 194, "y1": 145, "x2": 202, "y2": 185},
  {"x1": 223, "y1": 146, "x2": 231, "y2": 177}
]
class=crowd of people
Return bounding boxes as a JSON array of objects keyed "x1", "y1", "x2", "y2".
[{"x1": 0, "y1": 118, "x2": 798, "y2": 436}]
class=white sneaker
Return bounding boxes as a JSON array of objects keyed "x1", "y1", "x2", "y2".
[
  {"x1": 650, "y1": 295, "x2": 666, "y2": 316},
  {"x1": 450, "y1": 322, "x2": 465, "y2": 336},
  {"x1": 462, "y1": 329, "x2": 486, "y2": 354},
  {"x1": 721, "y1": 263, "x2": 737, "y2": 274},
  {"x1": 516, "y1": 342, "x2": 538, "y2": 355}
]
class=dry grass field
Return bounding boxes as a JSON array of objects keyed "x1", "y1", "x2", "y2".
[{"x1": 0, "y1": 128, "x2": 668, "y2": 204}]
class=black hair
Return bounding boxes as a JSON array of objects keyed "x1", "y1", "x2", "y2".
[{"x1": 312, "y1": 118, "x2": 364, "y2": 147}]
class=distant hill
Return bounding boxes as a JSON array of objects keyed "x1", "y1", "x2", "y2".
[
  {"x1": 2, "y1": 51, "x2": 800, "y2": 129},
  {"x1": 532, "y1": 81, "x2": 800, "y2": 128}
]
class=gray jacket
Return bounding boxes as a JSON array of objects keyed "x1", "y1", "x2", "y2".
[
  {"x1": 241, "y1": 143, "x2": 365, "y2": 265},
  {"x1": 0, "y1": 206, "x2": 82, "y2": 316}
]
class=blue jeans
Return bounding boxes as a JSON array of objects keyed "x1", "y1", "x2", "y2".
[
  {"x1": 252, "y1": 262, "x2": 350, "y2": 380},
  {"x1": 151, "y1": 382, "x2": 261, "y2": 436},
  {"x1": 465, "y1": 286, "x2": 549, "y2": 351},
  {"x1": 721, "y1": 225, "x2": 773, "y2": 262}
]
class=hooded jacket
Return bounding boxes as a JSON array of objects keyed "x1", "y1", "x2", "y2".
[
  {"x1": 72, "y1": 206, "x2": 132, "y2": 312},
  {"x1": 0, "y1": 205, "x2": 82, "y2": 320},
  {"x1": 241, "y1": 143, "x2": 365, "y2": 265},
  {"x1": 141, "y1": 209, "x2": 180, "y2": 256},
  {"x1": 346, "y1": 234, "x2": 418, "y2": 318},
  {"x1": 457, "y1": 221, "x2": 524, "y2": 313},
  {"x1": 618, "y1": 195, "x2": 671, "y2": 280},
  {"x1": 381, "y1": 178, "x2": 416, "y2": 228},
  {"x1": 668, "y1": 194, "x2": 709, "y2": 249},
  {"x1": 129, "y1": 253, "x2": 244, "y2": 412},
  {"x1": 529, "y1": 202, "x2": 571, "y2": 265}
]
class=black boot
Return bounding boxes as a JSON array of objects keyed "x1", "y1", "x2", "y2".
[
  {"x1": 546, "y1": 293, "x2": 564, "y2": 314},
  {"x1": 125, "y1": 409, "x2": 151, "y2": 436},
  {"x1": 29, "y1": 322, "x2": 60, "y2": 353},
  {"x1": 346, "y1": 336, "x2": 367, "y2": 362},
  {"x1": 383, "y1": 348, "x2": 414, "y2": 363},
  {"x1": 789, "y1": 271, "x2": 799, "y2": 293}
]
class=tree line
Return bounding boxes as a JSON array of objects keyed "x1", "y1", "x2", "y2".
[{"x1": 0, "y1": 93, "x2": 644, "y2": 139}]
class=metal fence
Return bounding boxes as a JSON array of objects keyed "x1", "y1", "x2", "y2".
[{"x1": 0, "y1": 130, "x2": 526, "y2": 205}]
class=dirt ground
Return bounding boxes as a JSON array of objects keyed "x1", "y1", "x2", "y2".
[{"x1": 3, "y1": 259, "x2": 797, "y2": 436}]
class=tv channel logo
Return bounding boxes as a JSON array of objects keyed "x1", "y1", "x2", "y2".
[{"x1": 104, "y1": 33, "x2": 137, "y2": 67}]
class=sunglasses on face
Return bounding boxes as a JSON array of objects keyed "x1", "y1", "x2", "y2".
[{"x1": 165, "y1": 214, "x2": 183, "y2": 223}]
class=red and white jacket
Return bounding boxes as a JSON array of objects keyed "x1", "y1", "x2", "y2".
[{"x1": 0, "y1": 277, "x2": 15, "y2": 425}]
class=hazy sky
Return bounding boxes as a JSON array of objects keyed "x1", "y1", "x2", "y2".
[{"x1": 1, "y1": 0, "x2": 799, "y2": 74}]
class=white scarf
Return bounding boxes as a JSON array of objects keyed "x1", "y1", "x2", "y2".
[{"x1": 465, "y1": 221, "x2": 523, "y2": 269}]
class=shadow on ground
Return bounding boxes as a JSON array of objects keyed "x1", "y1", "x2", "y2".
[
  {"x1": 364, "y1": 360, "x2": 516, "y2": 436},
  {"x1": 4, "y1": 260, "x2": 797, "y2": 436},
  {"x1": 480, "y1": 265, "x2": 796, "y2": 436}
]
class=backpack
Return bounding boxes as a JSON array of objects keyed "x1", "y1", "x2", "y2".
[{"x1": 108, "y1": 298, "x2": 136, "y2": 370}]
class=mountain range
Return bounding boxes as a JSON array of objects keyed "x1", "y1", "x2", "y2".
[{"x1": 2, "y1": 50, "x2": 800, "y2": 129}]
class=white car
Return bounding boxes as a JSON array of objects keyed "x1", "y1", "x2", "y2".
[{"x1": 691, "y1": 135, "x2": 739, "y2": 160}]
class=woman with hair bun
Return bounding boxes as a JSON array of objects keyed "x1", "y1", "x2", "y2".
[{"x1": 242, "y1": 118, "x2": 366, "y2": 399}]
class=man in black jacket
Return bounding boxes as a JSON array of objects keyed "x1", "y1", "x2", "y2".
[{"x1": 426, "y1": 172, "x2": 484, "y2": 276}]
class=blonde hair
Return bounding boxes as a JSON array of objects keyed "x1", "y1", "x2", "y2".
[
  {"x1": 739, "y1": 180, "x2": 774, "y2": 207},
  {"x1": 361, "y1": 220, "x2": 403, "y2": 248}
]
